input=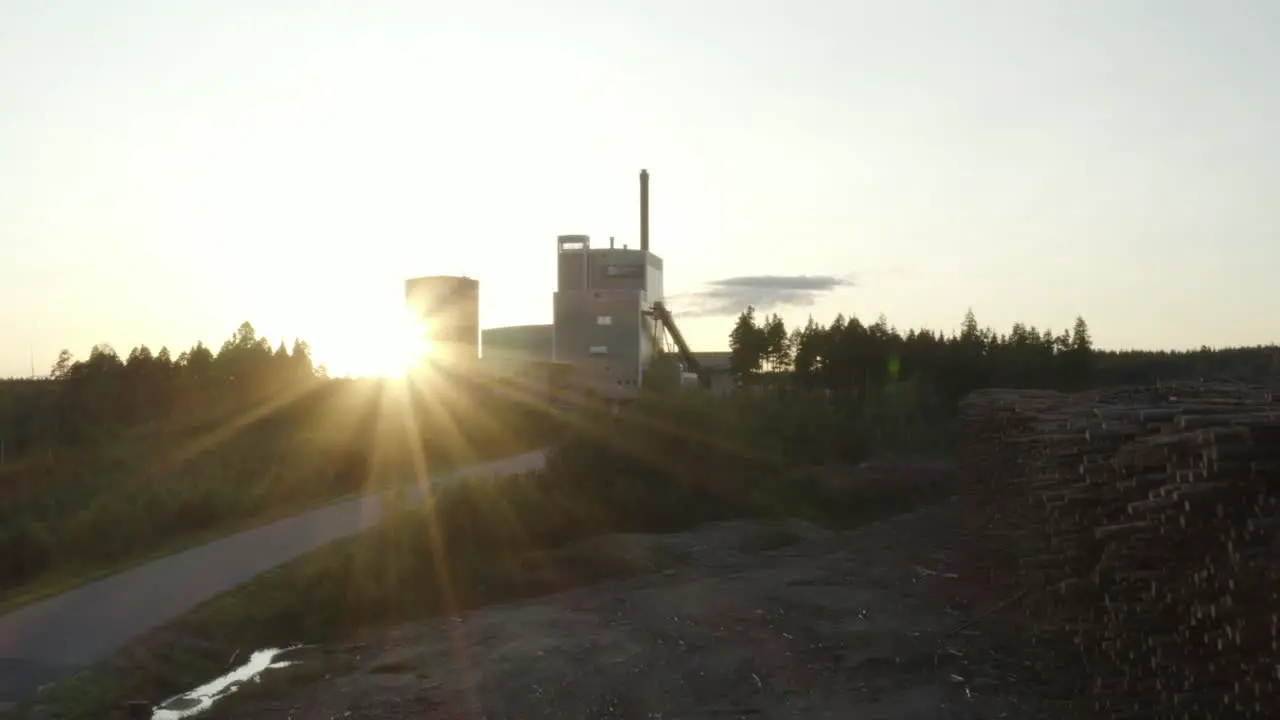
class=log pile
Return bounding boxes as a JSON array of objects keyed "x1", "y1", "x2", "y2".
[{"x1": 958, "y1": 382, "x2": 1280, "y2": 719}]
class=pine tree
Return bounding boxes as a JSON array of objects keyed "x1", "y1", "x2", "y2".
[{"x1": 728, "y1": 306, "x2": 766, "y2": 380}]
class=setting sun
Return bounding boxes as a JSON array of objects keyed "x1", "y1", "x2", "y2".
[{"x1": 328, "y1": 312, "x2": 434, "y2": 379}]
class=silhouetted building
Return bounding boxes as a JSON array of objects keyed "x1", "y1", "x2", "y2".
[{"x1": 404, "y1": 275, "x2": 480, "y2": 368}]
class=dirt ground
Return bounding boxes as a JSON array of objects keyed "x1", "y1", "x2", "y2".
[{"x1": 214, "y1": 476, "x2": 1071, "y2": 719}]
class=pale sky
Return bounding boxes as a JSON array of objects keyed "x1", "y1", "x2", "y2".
[{"x1": 2, "y1": 0, "x2": 1277, "y2": 377}]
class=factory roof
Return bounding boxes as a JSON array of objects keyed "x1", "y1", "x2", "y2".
[{"x1": 690, "y1": 351, "x2": 732, "y2": 370}]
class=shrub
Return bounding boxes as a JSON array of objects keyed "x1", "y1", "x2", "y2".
[
  {"x1": 0, "y1": 377, "x2": 557, "y2": 598},
  {"x1": 221, "y1": 387, "x2": 952, "y2": 642}
]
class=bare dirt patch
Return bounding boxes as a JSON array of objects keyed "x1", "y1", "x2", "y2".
[
  {"x1": 221, "y1": 499, "x2": 1065, "y2": 718},
  {"x1": 20, "y1": 459, "x2": 1074, "y2": 719}
]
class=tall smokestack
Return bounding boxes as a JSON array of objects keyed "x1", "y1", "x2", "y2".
[{"x1": 640, "y1": 169, "x2": 650, "y2": 253}]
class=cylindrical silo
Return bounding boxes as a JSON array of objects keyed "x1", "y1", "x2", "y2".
[{"x1": 404, "y1": 275, "x2": 480, "y2": 366}]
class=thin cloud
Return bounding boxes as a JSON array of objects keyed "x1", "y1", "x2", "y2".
[{"x1": 670, "y1": 274, "x2": 855, "y2": 318}]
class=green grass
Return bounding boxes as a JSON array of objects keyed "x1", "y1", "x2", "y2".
[
  {"x1": 19, "y1": 388, "x2": 954, "y2": 720},
  {"x1": 0, "y1": 444, "x2": 549, "y2": 617},
  {"x1": 0, "y1": 378, "x2": 560, "y2": 614},
  {"x1": 0, "y1": 486, "x2": 371, "y2": 617}
]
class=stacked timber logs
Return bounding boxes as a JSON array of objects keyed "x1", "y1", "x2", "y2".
[{"x1": 959, "y1": 382, "x2": 1280, "y2": 719}]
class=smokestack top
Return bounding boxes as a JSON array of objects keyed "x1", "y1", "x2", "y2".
[{"x1": 640, "y1": 168, "x2": 650, "y2": 253}]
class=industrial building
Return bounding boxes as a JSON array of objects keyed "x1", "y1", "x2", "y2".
[
  {"x1": 408, "y1": 169, "x2": 722, "y2": 405},
  {"x1": 479, "y1": 323, "x2": 731, "y2": 396},
  {"x1": 551, "y1": 235, "x2": 662, "y2": 399},
  {"x1": 404, "y1": 275, "x2": 480, "y2": 369},
  {"x1": 480, "y1": 324, "x2": 553, "y2": 365}
]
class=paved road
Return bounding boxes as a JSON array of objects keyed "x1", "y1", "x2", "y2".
[{"x1": 0, "y1": 449, "x2": 549, "y2": 706}]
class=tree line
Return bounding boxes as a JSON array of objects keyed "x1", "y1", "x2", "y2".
[
  {"x1": 49, "y1": 320, "x2": 321, "y2": 387},
  {"x1": 725, "y1": 307, "x2": 1280, "y2": 407},
  {"x1": 0, "y1": 322, "x2": 325, "y2": 457},
  {"x1": 5, "y1": 309, "x2": 1279, "y2": 466},
  {"x1": 1, "y1": 318, "x2": 570, "y2": 469},
  {"x1": 0, "y1": 320, "x2": 553, "y2": 591}
]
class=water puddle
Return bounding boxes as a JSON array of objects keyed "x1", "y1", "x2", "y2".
[{"x1": 150, "y1": 645, "x2": 306, "y2": 719}]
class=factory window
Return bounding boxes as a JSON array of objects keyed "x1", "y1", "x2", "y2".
[
  {"x1": 589, "y1": 345, "x2": 608, "y2": 355},
  {"x1": 596, "y1": 315, "x2": 613, "y2": 326}
]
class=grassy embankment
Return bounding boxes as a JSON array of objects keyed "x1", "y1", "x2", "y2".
[
  {"x1": 0, "y1": 377, "x2": 557, "y2": 616},
  {"x1": 27, "y1": 386, "x2": 957, "y2": 719}
]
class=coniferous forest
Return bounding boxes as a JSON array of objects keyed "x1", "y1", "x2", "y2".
[
  {"x1": 0, "y1": 309, "x2": 1277, "y2": 595},
  {"x1": 725, "y1": 306, "x2": 1279, "y2": 403}
]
